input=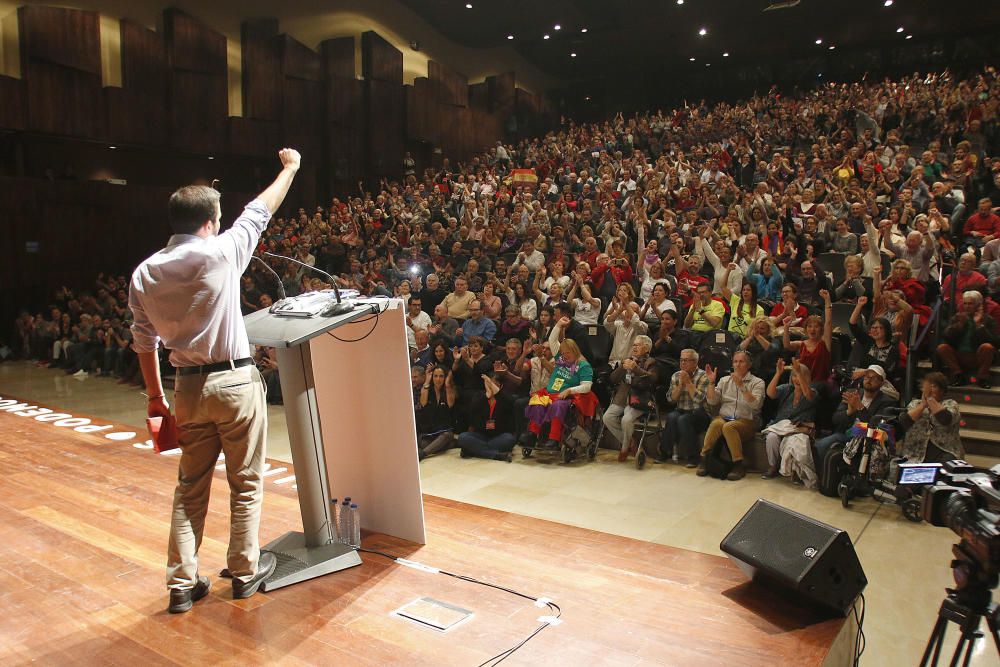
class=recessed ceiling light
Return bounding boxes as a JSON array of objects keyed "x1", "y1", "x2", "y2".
[
  {"x1": 815, "y1": 38, "x2": 823, "y2": 45},
  {"x1": 677, "y1": 0, "x2": 684, "y2": 4},
  {"x1": 896, "y1": 26, "x2": 904, "y2": 33},
  {"x1": 581, "y1": 28, "x2": 588, "y2": 33},
  {"x1": 689, "y1": 57, "x2": 696, "y2": 61},
  {"x1": 507, "y1": 34, "x2": 514, "y2": 40},
  {"x1": 543, "y1": 34, "x2": 550, "y2": 39},
  {"x1": 108, "y1": 145, "x2": 117, "y2": 149},
  {"x1": 698, "y1": 27, "x2": 707, "y2": 36},
  {"x1": 723, "y1": 52, "x2": 729, "y2": 57},
  {"x1": 570, "y1": 52, "x2": 576, "y2": 57},
  {"x1": 705, "y1": 63, "x2": 711, "y2": 67},
  {"x1": 884, "y1": 0, "x2": 893, "y2": 6},
  {"x1": 208, "y1": 156, "x2": 214, "y2": 160},
  {"x1": 585, "y1": 96, "x2": 591, "y2": 100},
  {"x1": 905, "y1": 34, "x2": 913, "y2": 39},
  {"x1": 554, "y1": 24, "x2": 561, "y2": 30},
  {"x1": 828, "y1": 45, "x2": 836, "y2": 50},
  {"x1": 465, "y1": 3, "x2": 472, "y2": 8}
]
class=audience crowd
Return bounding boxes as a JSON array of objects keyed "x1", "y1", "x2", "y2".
[{"x1": 11, "y1": 67, "x2": 999, "y2": 486}]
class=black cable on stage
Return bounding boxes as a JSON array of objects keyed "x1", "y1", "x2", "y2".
[
  {"x1": 853, "y1": 593, "x2": 866, "y2": 666},
  {"x1": 325, "y1": 302, "x2": 384, "y2": 343},
  {"x1": 356, "y1": 547, "x2": 562, "y2": 666}
]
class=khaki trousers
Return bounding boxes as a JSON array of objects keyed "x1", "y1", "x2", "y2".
[
  {"x1": 700, "y1": 416, "x2": 756, "y2": 462},
  {"x1": 167, "y1": 366, "x2": 267, "y2": 590}
]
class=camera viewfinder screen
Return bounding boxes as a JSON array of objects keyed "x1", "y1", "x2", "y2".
[{"x1": 898, "y1": 465, "x2": 939, "y2": 485}]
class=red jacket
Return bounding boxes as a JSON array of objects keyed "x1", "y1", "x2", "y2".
[{"x1": 963, "y1": 212, "x2": 1000, "y2": 237}]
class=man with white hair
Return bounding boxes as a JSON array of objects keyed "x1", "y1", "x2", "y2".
[
  {"x1": 936, "y1": 290, "x2": 999, "y2": 388},
  {"x1": 880, "y1": 221, "x2": 935, "y2": 283},
  {"x1": 603, "y1": 335, "x2": 659, "y2": 463},
  {"x1": 660, "y1": 348, "x2": 711, "y2": 467}
]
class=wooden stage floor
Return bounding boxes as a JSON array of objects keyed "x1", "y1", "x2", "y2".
[{"x1": 0, "y1": 398, "x2": 854, "y2": 666}]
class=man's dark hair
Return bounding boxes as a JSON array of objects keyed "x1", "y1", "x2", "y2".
[{"x1": 168, "y1": 185, "x2": 221, "y2": 234}]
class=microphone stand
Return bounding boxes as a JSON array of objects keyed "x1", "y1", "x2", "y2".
[
  {"x1": 264, "y1": 251, "x2": 354, "y2": 316},
  {"x1": 251, "y1": 256, "x2": 288, "y2": 311}
]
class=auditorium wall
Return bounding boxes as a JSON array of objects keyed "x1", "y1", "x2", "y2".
[{"x1": 0, "y1": 1, "x2": 559, "y2": 340}]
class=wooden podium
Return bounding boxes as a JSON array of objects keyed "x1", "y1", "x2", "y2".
[{"x1": 244, "y1": 297, "x2": 425, "y2": 591}]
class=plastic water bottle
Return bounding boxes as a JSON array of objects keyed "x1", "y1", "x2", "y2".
[
  {"x1": 338, "y1": 499, "x2": 351, "y2": 544},
  {"x1": 349, "y1": 503, "x2": 361, "y2": 548},
  {"x1": 330, "y1": 498, "x2": 340, "y2": 543},
  {"x1": 625, "y1": 370, "x2": 633, "y2": 385}
]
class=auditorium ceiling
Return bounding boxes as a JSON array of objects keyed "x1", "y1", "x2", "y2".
[{"x1": 400, "y1": 0, "x2": 1000, "y2": 80}]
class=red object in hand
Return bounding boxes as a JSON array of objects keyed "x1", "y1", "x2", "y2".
[{"x1": 147, "y1": 415, "x2": 179, "y2": 453}]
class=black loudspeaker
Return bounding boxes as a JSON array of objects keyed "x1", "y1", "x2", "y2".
[{"x1": 720, "y1": 499, "x2": 867, "y2": 616}]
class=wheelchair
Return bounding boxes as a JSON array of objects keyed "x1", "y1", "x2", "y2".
[{"x1": 521, "y1": 394, "x2": 604, "y2": 464}]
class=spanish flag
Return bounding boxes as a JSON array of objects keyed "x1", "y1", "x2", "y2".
[{"x1": 511, "y1": 168, "x2": 538, "y2": 185}]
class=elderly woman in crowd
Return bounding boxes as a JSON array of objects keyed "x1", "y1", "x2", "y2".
[
  {"x1": 522, "y1": 339, "x2": 596, "y2": 450},
  {"x1": 899, "y1": 372, "x2": 963, "y2": 463}
]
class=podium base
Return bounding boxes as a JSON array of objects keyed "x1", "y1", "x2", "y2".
[{"x1": 259, "y1": 531, "x2": 362, "y2": 592}]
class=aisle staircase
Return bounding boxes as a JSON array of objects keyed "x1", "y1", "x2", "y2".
[{"x1": 917, "y1": 361, "x2": 1000, "y2": 458}]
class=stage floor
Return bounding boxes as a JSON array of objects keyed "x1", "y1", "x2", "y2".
[
  {"x1": 0, "y1": 392, "x2": 857, "y2": 665},
  {"x1": 2, "y1": 361, "x2": 999, "y2": 665}
]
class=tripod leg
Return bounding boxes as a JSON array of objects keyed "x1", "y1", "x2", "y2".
[
  {"x1": 921, "y1": 615, "x2": 948, "y2": 667},
  {"x1": 986, "y1": 611, "x2": 1000, "y2": 659},
  {"x1": 948, "y1": 632, "x2": 968, "y2": 667}
]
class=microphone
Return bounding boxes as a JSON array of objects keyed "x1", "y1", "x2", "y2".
[
  {"x1": 251, "y1": 255, "x2": 287, "y2": 302},
  {"x1": 264, "y1": 251, "x2": 354, "y2": 316}
]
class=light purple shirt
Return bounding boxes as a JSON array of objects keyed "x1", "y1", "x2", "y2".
[{"x1": 129, "y1": 199, "x2": 271, "y2": 367}]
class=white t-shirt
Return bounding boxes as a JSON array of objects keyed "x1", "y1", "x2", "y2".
[{"x1": 573, "y1": 298, "x2": 600, "y2": 326}]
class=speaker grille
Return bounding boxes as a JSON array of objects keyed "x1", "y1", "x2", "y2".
[{"x1": 723, "y1": 500, "x2": 839, "y2": 584}]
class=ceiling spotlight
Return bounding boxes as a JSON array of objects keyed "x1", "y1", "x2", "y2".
[
  {"x1": 108, "y1": 145, "x2": 117, "y2": 149},
  {"x1": 585, "y1": 96, "x2": 591, "y2": 100},
  {"x1": 896, "y1": 26, "x2": 904, "y2": 33},
  {"x1": 465, "y1": 3, "x2": 472, "y2": 8},
  {"x1": 543, "y1": 34, "x2": 550, "y2": 39},
  {"x1": 581, "y1": 27, "x2": 588, "y2": 33},
  {"x1": 554, "y1": 24, "x2": 561, "y2": 30},
  {"x1": 906, "y1": 34, "x2": 913, "y2": 39},
  {"x1": 884, "y1": 0, "x2": 893, "y2": 5},
  {"x1": 570, "y1": 52, "x2": 576, "y2": 57},
  {"x1": 677, "y1": 0, "x2": 684, "y2": 4},
  {"x1": 705, "y1": 63, "x2": 711, "y2": 67},
  {"x1": 723, "y1": 52, "x2": 730, "y2": 57},
  {"x1": 698, "y1": 27, "x2": 707, "y2": 36},
  {"x1": 815, "y1": 38, "x2": 822, "y2": 45},
  {"x1": 828, "y1": 45, "x2": 836, "y2": 50},
  {"x1": 507, "y1": 34, "x2": 514, "y2": 40},
  {"x1": 689, "y1": 57, "x2": 696, "y2": 61},
  {"x1": 208, "y1": 156, "x2": 215, "y2": 160}
]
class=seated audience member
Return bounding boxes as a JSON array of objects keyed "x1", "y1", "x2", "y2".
[
  {"x1": 458, "y1": 375, "x2": 517, "y2": 462},
  {"x1": 604, "y1": 286, "x2": 648, "y2": 366},
  {"x1": 566, "y1": 270, "x2": 602, "y2": 325},
  {"x1": 638, "y1": 282, "x2": 677, "y2": 330},
  {"x1": 652, "y1": 310, "x2": 692, "y2": 367},
  {"x1": 899, "y1": 372, "x2": 963, "y2": 463},
  {"x1": 884, "y1": 226, "x2": 935, "y2": 284},
  {"x1": 740, "y1": 316, "x2": 782, "y2": 380},
  {"x1": 428, "y1": 340, "x2": 454, "y2": 369},
  {"x1": 870, "y1": 264, "x2": 915, "y2": 342},
  {"x1": 744, "y1": 256, "x2": 783, "y2": 303},
  {"x1": 441, "y1": 276, "x2": 476, "y2": 320},
  {"x1": 849, "y1": 296, "x2": 901, "y2": 387},
  {"x1": 522, "y1": 339, "x2": 596, "y2": 449},
  {"x1": 418, "y1": 273, "x2": 447, "y2": 315},
  {"x1": 490, "y1": 337, "x2": 532, "y2": 435},
  {"x1": 684, "y1": 283, "x2": 725, "y2": 332},
  {"x1": 769, "y1": 284, "x2": 808, "y2": 335},
  {"x1": 940, "y1": 253, "x2": 987, "y2": 301},
  {"x1": 454, "y1": 300, "x2": 496, "y2": 346},
  {"x1": 697, "y1": 351, "x2": 765, "y2": 481},
  {"x1": 961, "y1": 197, "x2": 1000, "y2": 249},
  {"x1": 721, "y1": 278, "x2": 764, "y2": 339},
  {"x1": 782, "y1": 289, "x2": 833, "y2": 383},
  {"x1": 813, "y1": 365, "x2": 897, "y2": 459},
  {"x1": 411, "y1": 329, "x2": 433, "y2": 367},
  {"x1": 762, "y1": 359, "x2": 818, "y2": 485},
  {"x1": 936, "y1": 290, "x2": 998, "y2": 388},
  {"x1": 256, "y1": 346, "x2": 282, "y2": 404},
  {"x1": 883, "y1": 259, "x2": 926, "y2": 308},
  {"x1": 428, "y1": 303, "x2": 460, "y2": 343},
  {"x1": 661, "y1": 348, "x2": 711, "y2": 467},
  {"x1": 603, "y1": 336, "x2": 659, "y2": 462},
  {"x1": 498, "y1": 304, "x2": 531, "y2": 344},
  {"x1": 406, "y1": 296, "x2": 432, "y2": 332},
  {"x1": 789, "y1": 260, "x2": 831, "y2": 311},
  {"x1": 833, "y1": 255, "x2": 868, "y2": 303},
  {"x1": 508, "y1": 280, "x2": 538, "y2": 321},
  {"x1": 417, "y1": 365, "x2": 457, "y2": 460},
  {"x1": 479, "y1": 281, "x2": 503, "y2": 320}
]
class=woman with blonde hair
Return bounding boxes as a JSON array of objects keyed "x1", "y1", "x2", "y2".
[
  {"x1": 741, "y1": 316, "x2": 781, "y2": 379},
  {"x1": 522, "y1": 339, "x2": 597, "y2": 450}
]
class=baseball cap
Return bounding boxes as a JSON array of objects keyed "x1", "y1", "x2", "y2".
[{"x1": 865, "y1": 364, "x2": 886, "y2": 379}]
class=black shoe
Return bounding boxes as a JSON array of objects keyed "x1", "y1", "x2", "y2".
[
  {"x1": 494, "y1": 452, "x2": 513, "y2": 462},
  {"x1": 543, "y1": 439, "x2": 560, "y2": 449},
  {"x1": 168, "y1": 575, "x2": 210, "y2": 613},
  {"x1": 949, "y1": 374, "x2": 967, "y2": 387},
  {"x1": 232, "y1": 552, "x2": 277, "y2": 599},
  {"x1": 459, "y1": 449, "x2": 472, "y2": 458},
  {"x1": 979, "y1": 378, "x2": 993, "y2": 390}
]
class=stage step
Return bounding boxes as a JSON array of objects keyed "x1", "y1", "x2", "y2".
[
  {"x1": 916, "y1": 359, "x2": 1000, "y2": 384},
  {"x1": 960, "y1": 427, "x2": 1000, "y2": 457}
]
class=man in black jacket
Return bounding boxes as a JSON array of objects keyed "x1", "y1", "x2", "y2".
[
  {"x1": 813, "y1": 364, "x2": 897, "y2": 460},
  {"x1": 935, "y1": 289, "x2": 999, "y2": 388}
]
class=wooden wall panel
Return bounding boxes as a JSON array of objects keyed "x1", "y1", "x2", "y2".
[
  {"x1": 17, "y1": 6, "x2": 101, "y2": 75},
  {"x1": 241, "y1": 20, "x2": 281, "y2": 121},
  {"x1": 487, "y1": 72, "x2": 515, "y2": 113},
  {"x1": 0, "y1": 76, "x2": 26, "y2": 130},
  {"x1": 283, "y1": 77, "x2": 322, "y2": 151},
  {"x1": 361, "y1": 31, "x2": 402, "y2": 83},
  {"x1": 321, "y1": 37, "x2": 355, "y2": 80},
  {"x1": 228, "y1": 117, "x2": 279, "y2": 157},
  {"x1": 282, "y1": 36, "x2": 321, "y2": 82},
  {"x1": 365, "y1": 79, "x2": 403, "y2": 176},
  {"x1": 327, "y1": 77, "x2": 364, "y2": 127},
  {"x1": 120, "y1": 20, "x2": 167, "y2": 97},
  {"x1": 24, "y1": 62, "x2": 104, "y2": 138},
  {"x1": 469, "y1": 82, "x2": 489, "y2": 111},
  {"x1": 428, "y1": 61, "x2": 467, "y2": 108},
  {"x1": 164, "y1": 9, "x2": 227, "y2": 75}
]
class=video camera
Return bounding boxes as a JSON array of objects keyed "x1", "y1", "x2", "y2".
[{"x1": 921, "y1": 460, "x2": 1000, "y2": 592}]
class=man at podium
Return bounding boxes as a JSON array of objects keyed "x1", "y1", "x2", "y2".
[{"x1": 129, "y1": 148, "x2": 302, "y2": 613}]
